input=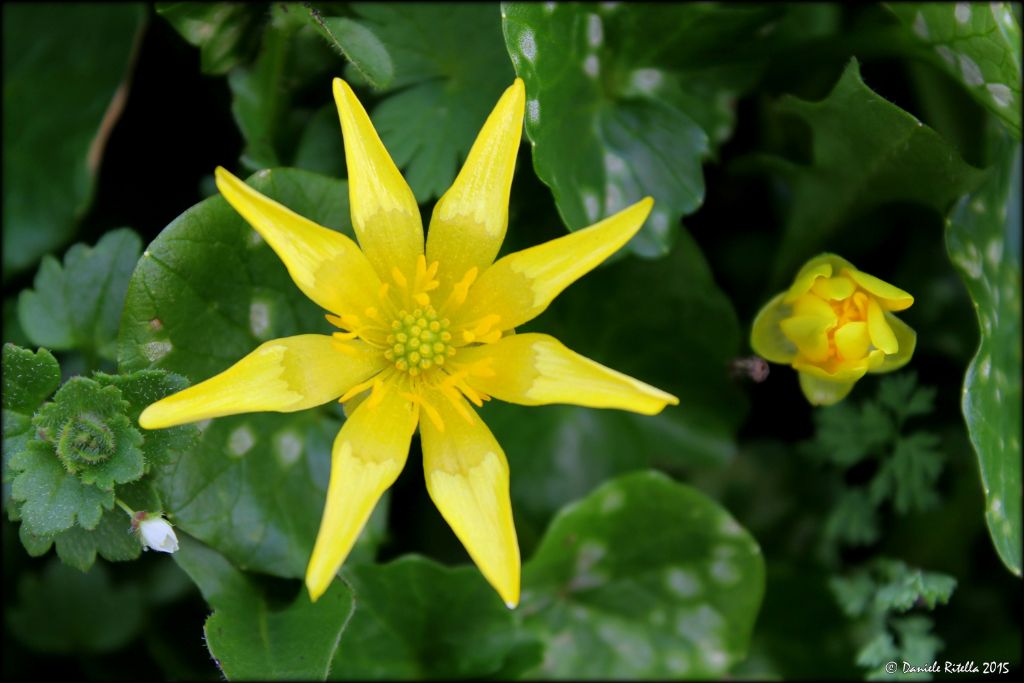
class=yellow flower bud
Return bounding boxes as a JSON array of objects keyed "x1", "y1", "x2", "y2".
[{"x1": 751, "y1": 253, "x2": 916, "y2": 405}]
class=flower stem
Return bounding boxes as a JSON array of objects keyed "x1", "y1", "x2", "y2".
[{"x1": 115, "y1": 498, "x2": 136, "y2": 517}]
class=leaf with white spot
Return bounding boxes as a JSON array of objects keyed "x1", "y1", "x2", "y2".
[
  {"x1": 502, "y1": 2, "x2": 784, "y2": 256},
  {"x1": 117, "y1": 168, "x2": 385, "y2": 577},
  {"x1": 946, "y1": 131, "x2": 1022, "y2": 576},
  {"x1": 888, "y1": 2, "x2": 1022, "y2": 140},
  {"x1": 329, "y1": 556, "x2": 540, "y2": 679},
  {"x1": 520, "y1": 471, "x2": 765, "y2": 678}
]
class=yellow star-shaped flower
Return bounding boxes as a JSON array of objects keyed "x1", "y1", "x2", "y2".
[{"x1": 139, "y1": 77, "x2": 678, "y2": 608}]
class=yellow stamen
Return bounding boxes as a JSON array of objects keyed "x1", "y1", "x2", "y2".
[
  {"x1": 401, "y1": 391, "x2": 444, "y2": 432},
  {"x1": 338, "y1": 375, "x2": 380, "y2": 403},
  {"x1": 392, "y1": 267, "x2": 408, "y2": 289},
  {"x1": 445, "y1": 267, "x2": 479, "y2": 311},
  {"x1": 438, "y1": 381, "x2": 476, "y2": 422},
  {"x1": 366, "y1": 377, "x2": 387, "y2": 409}
]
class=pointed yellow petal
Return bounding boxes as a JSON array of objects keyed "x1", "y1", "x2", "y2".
[
  {"x1": 419, "y1": 390, "x2": 520, "y2": 607},
  {"x1": 834, "y1": 321, "x2": 870, "y2": 361},
  {"x1": 215, "y1": 167, "x2": 382, "y2": 315},
  {"x1": 333, "y1": 78, "x2": 424, "y2": 282},
  {"x1": 750, "y1": 293, "x2": 798, "y2": 363},
  {"x1": 843, "y1": 268, "x2": 914, "y2": 311},
  {"x1": 139, "y1": 335, "x2": 384, "y2": 429},
  {"x1": 455, "y1": 333, "x2": 677, "y2": 415},
  {"x1": 780, "y1": 315, "x2": 834, "y2": 363},
  {"x1": 872, "y1": 312, "x2": 916, "y2": 373},
  {"x1": 798, "y1": 371, "x2": 857, "y2": 406},
  {"x1": 305, "y1": 388, "x2": 417, "y2": 601},
  {"x1": 455, "y1": 197, "x2": 653, "y2": 331},
  {"x1": 866, "y1": 298, "x2": 898, "y2": 354},
  {"x1": 426, "y1": 79, "x2": 525, "y2": 298}
]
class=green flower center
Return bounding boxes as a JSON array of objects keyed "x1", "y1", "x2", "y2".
[
  {"x1": 384, "y1": 305, "x2": 455, "y2": 376},
  {"x1": 56, "y1": 412, "x2": 116, "y2": 472}
]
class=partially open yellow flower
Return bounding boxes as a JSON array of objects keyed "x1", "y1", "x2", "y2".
[
  {"x1": 138, "y1": 77, "x2": 678, "y2": 608},
  {"x1": 751, "y1": 253, "x2": 916, "y2": 406}
]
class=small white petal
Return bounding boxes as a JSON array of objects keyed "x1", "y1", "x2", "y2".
[{"x1": 139, "y1": 515, "x2": 179, "y2": 553}]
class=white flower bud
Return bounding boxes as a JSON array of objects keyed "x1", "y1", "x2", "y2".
[{"x1": 137, "y1": 514, "x2": 179, "y2": 553}]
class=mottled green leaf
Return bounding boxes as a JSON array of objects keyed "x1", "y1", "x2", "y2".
[
  {"x1": 156, "y1": 2, "x2": 264, "y2": 75},
  {"x1": 2, "y1": 3, "x2": 144, "y2": 278},
  {"x1": 946, "y1": 134, "x2": 1022, "y2": 576},
  {"x1": 339, "y1": 3, "x2": 515, "y2": 202},
  {"x1": 889, "y1": 2, "x2": 1022, "y2": 139},
  {"x1": 330, "y1": 556, "x2": 537, "y2": 679},
  {"x1": 6, "y1": 559, "x2": 144, "y2": 654},
  {"x1": 482, "y1": 402, "x2": 729, "y2": 543},
  {"x1": 770, "y1": 58, "x2": 984, "y2": 283},
  {"x1": 521, "y1": 471, "x2": 765, "y2": 678},
  {"x1": 117, "y1": 168, "x2": 385, "y2": 577},
  {"x1": 174, "y1": 534, "x2": 354, "y2": 681},
  {"x1": 502, "y1": 2, "x2": 780, "y2": 256},
  {"x1": 18, "y1": 229, "x2": 141, "y2": 361}
]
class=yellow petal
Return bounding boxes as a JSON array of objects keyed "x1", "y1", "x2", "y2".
[
  {"x1": 305, "y1": 387, "x2": 417, "y2": 601},
  {"x1": 871, "y1": 312, "x2": 916, "y2": 373},
  {"x1": 866, "y1": 298, "x2": 898, "y2": 354},
  {"x1": 455, "y1": 197, "x2": 654, "y2": 331},
  {"x1": 780, "y1": 315, "x2": 834, "y2": 363},
  {"x1": 333, "y1": 78, "x2": 424, "y2": 282},
  {"x1": 834, "y1": 321, "x2": 870, "y2": 361},
  {"x1": 139, "y1": 335, "x2": 384, "y2": 429},
  {"x1": 792, "y1": 353, "x2": 877, "y2": 383},
  {"x1": 419, "y1": 390, "x2": 520, "y2": 607},
  {"x1": 455, "y1": 333, "x2": 678, "y2": 415},
  {"x1": 426, "y1": 79, "x2": 525, "y2": 298},
  {"x1": 811, "y1": 275, "x2": 857, "y2": 300},
  {"x1": 792, "y1": 292, "x2": 838, "y2": 321},
  {"x1": 750, "y1": 293, "x2": 798, "y2": 363},
  {"x1": 798, "y1": 371, "x2": 857, "y2": 406},
  {"x1": 215, "y1": 167, "x2": 382, "y2": 315},
  {"x1": 783, "y1": 256, "x2": 833, "y2": 303},
  {"x1": 843, "y1": 268, "x2": 914, "y2": 311}
]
